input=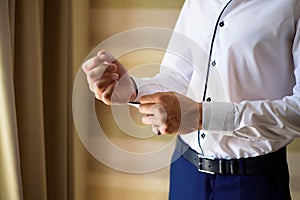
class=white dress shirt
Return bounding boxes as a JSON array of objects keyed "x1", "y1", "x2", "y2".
[{"x1": 134, "y1": 0, "x2": 300, "y2": 159}]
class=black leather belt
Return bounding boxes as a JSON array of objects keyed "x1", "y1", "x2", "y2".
[{"x1": 175, "y1": 137, "x2": 287, "y2": 175}]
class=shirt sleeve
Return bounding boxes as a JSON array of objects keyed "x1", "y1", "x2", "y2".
[
  {"x1": 202, "y1": 12, "x2": 300, "y2": 141},
  {"x1": 132, "y1": 0, "x2": 193, "y2": 100}
]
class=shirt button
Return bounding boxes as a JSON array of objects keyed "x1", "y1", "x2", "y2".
[
  {"x1": 206, "y1": 97, "x2": 211, "y2": 102},
  {"x1": 201, "y1": 133, "x2": 206, "y2": 139},
  {"x1": 211, "y1": 60, "x2": 216, "y2": 67},
  {"x1": 219, "y1": 21, "x2": 225, "y2": 27}
]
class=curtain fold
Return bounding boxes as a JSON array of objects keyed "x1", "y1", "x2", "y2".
[
  {"x1": 0, "y1": 0, "x2": 73, "y2": 199},
  {"x1": 42, "y1": 0, "x2": 73, "y2": 199},
  {"x1": 0, "y1": 0, "x2": 23, "y2": 199},
  {"x1": 14, "y1": 0, "x2": 48, "y2": 199}
]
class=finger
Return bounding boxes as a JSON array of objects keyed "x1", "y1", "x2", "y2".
[
  {"x1": 140, "y1": 94, "x2": 158, "y2": 104},
  {"x1": 140, "y1": 92, "x2": 174, "y2": 104},
  {"x1": 139, "y1": 103, "x2": 156, "y2": 114},
  {"x1": 82, "y1": 51, "x2": 117, "y2": 72},
  {"x1": 152, "y1": 125, "x2": 161, "y2": 135},
  {"x1": 103, "y1": 64, "x2": 117, "y2": 74},
  {"x1": 87, "y1": 72, "x2": 118, "y2": 92},
  {"x1": 160, "y1": 124, "x2": 176, "y2": 135},
  {"x1": 94, "y1": 81, "x2": 102, "y2": 100},
  {"x1": 86, "y1": 66, "x2": 117, "y2": 91},
  {"x1": 97, "y1": 50, "x2": 116, "y2": 64},
  {"x1": 102, "y1": 80, "x2": 118, "y2": 105},
  {"x1": 94, "y1": 79, "x2": 110, "y2": 100},
  {"x1": 139, "y1": 104, "x2": 167, "y2": 122},
  {"x1": 97, "y1": 73, "x2": 119, "y2": 88},
  {"x1": 82, "y1": 56, "x2": 104, "y2": 73},
  {"x1": 86, "y1": 65, "x2": 109, "y2": 81},
  {"x1": 141, "y1": 114, "x2": 160, "y2": 125},
  {"x1": 91, "y1": 73, "x2": 119, "y2": 94},
  {"x1": 94, "y1": 75, "x2": 117, "y2": 100},
  {"x1": 142, "y1": 113, "x2": 167, "y2": 131},
  {"x1": 98, "y1": 54, "x2": 107, "y2": 63}
]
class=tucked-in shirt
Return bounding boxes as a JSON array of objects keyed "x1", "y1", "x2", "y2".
[{"x1": 134, "y1": 0, "x2": 300, "y2": 159}]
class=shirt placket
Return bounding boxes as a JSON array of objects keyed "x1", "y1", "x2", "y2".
[{"x1": 199, "y1": 0, "x2": 234, "y2": 156}]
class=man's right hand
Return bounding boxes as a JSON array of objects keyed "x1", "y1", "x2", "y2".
[{"x1": 82, "y1": 50, "x2": 137, "y2": 105}]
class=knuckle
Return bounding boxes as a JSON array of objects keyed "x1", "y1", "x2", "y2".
[
  {"x1": 91, "y1": 58, "x2": 100, "y2": 68},
  {"x1": 83, "y1": 57, "x2": 99, "y2": 72},
  {"x1": 87, "y1": 68, "x2": 103, "y2": 79},
  {"x1": 140, "y1": 95, "x2": 147, "y2": 102},
  {"x1": 87, "y1": 70, "x2": 96, "y2": 79},
  {"x1": 98, "y1": 49, "x2": 106, "y2": 55}
]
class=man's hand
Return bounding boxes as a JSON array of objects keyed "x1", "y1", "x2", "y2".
[
  {"x1": 82, "y1": 50, "x2": 137, "y2": 105},
  {"x1": 139, "y1": 92, "x2": 202, "y2": 135}
]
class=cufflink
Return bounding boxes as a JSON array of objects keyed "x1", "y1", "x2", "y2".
[{"x1": 127, "y1": 101, "x2": 141, "y2": 109}]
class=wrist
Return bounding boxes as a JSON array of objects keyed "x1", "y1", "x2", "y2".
[{"x1": 198, "y1": 103, "x2": 203, "y2": 130}]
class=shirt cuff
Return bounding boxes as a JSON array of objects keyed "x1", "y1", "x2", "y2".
[
  {"x1": 129, "y1": 77, "x2": 151, "y2": 101},
  {"x1": 202, "y1": 102, "x2": 234, "y2": 136}
]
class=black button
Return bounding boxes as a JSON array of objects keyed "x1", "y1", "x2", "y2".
[
  {"x1": 201, "y1": 133, "x2": 206, "y2": 139},
  {"x1": 206, "y1": 97, "x2": 211, "y2": 102},
  {"x1": 219, "y1": 21, "x2": 225, "y2": 27},
  {"x1": 212, "y1": 60, "x2": 216, "y2": 67}
]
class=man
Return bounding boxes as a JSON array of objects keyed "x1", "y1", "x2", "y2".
[{"x1": 82, "y1": 0, "x2": 300, "y2": 199}]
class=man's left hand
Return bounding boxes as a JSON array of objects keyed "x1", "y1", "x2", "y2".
[{"x1": 139, "y1": 92, "x2": 202, "y2": 135}]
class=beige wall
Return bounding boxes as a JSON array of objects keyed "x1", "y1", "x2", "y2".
[{"x1": 87, "y1": 3, "x2": 182, "y2": 200}]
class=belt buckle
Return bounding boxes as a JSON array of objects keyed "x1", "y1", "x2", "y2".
[{"x1": 197, "y1": 154, "x2": 215, "y2": 175}]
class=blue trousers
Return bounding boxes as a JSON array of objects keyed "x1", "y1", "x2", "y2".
[{"x1": 169, "y1": 151, "x2": 291, "y2": 200}]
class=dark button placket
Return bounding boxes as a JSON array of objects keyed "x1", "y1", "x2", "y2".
[
  {"x1": 200, "y1": 0, "x2": 233, "y2": 154},
  {"x1": 202, "y1": 1, "x2": 232, "y2": 102}
]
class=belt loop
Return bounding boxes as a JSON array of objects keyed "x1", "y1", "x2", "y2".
[
  {"x1": 238, "y1": 159, "x2": 246, "y2": 174},
  {"x1": 219, "y1": 160, "x2": 225, "y2": 174},
  {"x1": 230, "y1": 160, "x2": 238, "y2": 175}
]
